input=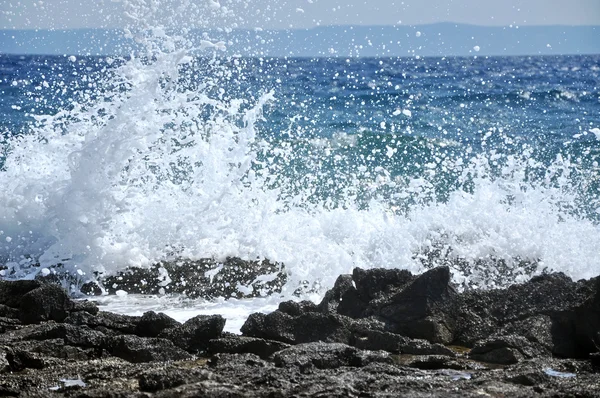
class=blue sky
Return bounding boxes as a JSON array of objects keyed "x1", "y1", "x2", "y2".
[{"x1": 2, "y1": 0, "x2": 600, "y2": 30}]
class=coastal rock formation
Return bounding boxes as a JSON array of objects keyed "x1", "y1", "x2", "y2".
[{"x1": 0, "y1": 265, "x2": 598, "y2": 396}]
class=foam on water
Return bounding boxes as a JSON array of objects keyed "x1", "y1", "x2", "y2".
[{"x1": 1, "y1": 1, "x2": 599, "y2": 312}]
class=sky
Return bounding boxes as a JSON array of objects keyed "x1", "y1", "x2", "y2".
[{"x1": 2, "y1": 0, "x2": 600, "y2": 30}]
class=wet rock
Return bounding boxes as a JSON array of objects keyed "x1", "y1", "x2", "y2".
[
  {"x1": 19, "y1": 284, "x2": 75, "y2": 324},
  {"x1": 371, "y1": 266, "x2": 457, "y2": 343},
  {"x1": 317, "y1": 274, "x2": 354, "y2": 314},
  {"x1": 352, "y1": 267, "x2": 415, "y2": 302},
  {"x1": 5, "y1": 348, "x2": 46, "y2": 371},
  {"x1": 272, "y1": 342, "x2": 392, "y2": 369},
  {"x1": 397, "y1": 354, "x2": 473, "y2": 371},
  {"x1": 103, "y1": 335, "x2": 191, "y2": 363},
  {"x1": 331, "y1": 268, "x2": 415, "y2": 319},
  {"x1": 453, "y1": 272, "x2": 593, "y2": 350},
  {"x1": 351, "y1": 329, "x2": 455, "y2": 356},
  {"x1": 573, "y1": 276, "x2": 600, "y2": 355},
  {"x1": 24, "y1": 323, "x2": 106, "y2": 348},
  {"x1": 209, "y1": 336, "x2": 290, "y2": 359},
  {"x1": 72, "y1": 299, "x2": 100, "y2": 315},
  {"x1": 0, "y1": 304, "x2": 19, "y2": 319},
  {"x1": 241, "y1": 311, "x2": 353, "y2": 345},
  {"x1": 0, "y1": 279, "x2": 42, "y2": 308},
  {"x1": 278, "y1": 300, "x2": 319, "y2": 316},
  {"x1": 99, "y1": 257, "x2": 286, "y2": 299},
  {"x1": 135, "y1": 311, "x2": 181, "y2": 338},
  {"x1": 138, "y1": 368, "x2": 213, "y2": 392},
  {"x1": 470, "y1": 335, "x2": 548, "y2": 364},
  {"x1": 65, "y1": 311, "x2": 141, "y2": 335},
  {"x1": 160, "y1": 314, "x2": 225, "y2": 353}
]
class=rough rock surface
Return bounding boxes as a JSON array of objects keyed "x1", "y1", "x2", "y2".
[{"x1": 0, "y1": 266, "x2": 598, "y2": 397}]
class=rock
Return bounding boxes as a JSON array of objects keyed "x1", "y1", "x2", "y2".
[
  {"x1": 160, "y1": 315, "x2": 225, "y2": 353},
  {"x1": 24, "y1": 323, "x2": 106, "y2": 348},
  {"x1": 209, "y1": 336, "x2": 290, "y2": 359},
  {"x1": 65, "y1": 311, "x2": 141, "y2": 335},
  {"x1": 4, "y1": 348, "x2": 46, "y2": 371},
  {"x1": 241, "y1": 311, "x2": 353, "y2": 345},
  {"x1": 0, "y1": 280, "x2": 42, "y2": 308},
  {"x1": 72, "y1": 299, "x2": 99, "y2": 315},
  {"x1": 99, "y1": 257, "x2": 286, "y2": 299},
  {"x1": 470, "y1": 335, "x2": 548, "y2": 364},
  {"x1": 371, "y1": 266, "x2": 457, "y2": 343},
  {"x1": 573, "y1": 276, "x2": 600, "y2": 355},
  {"x1": 135, "y1": 311, "x2": 181, "y2": 338},
  {"x1": 19, "y1": 284, "x2": 75, "y2": 324},
  {"x1": 103, "y1": 335, "x2": 191, "y2": 363},
  {"x1": 272, "y1": 342, "x2": 392, "y2": 369},
  {"x1": 351, "y1": 329, "x2": 455, "y2": 356},
  {"x1": 397, "y1": 355, "x2": 472, "y2": 371},
  {"x1": 278, "y1": 300, "x2": 319, "y2": 316},
  {"x1": 352, "y1": 267, "x2": 415, "y2": 302},
  {"x1": 453, "y1": 272, "x2": 593, "y2": 349},
  {"x1": 317, "y1": 274, "x2": 354, "y2": 314},
  {"x1": 138, "y1": 368, "x2": 213, "y2": 392},
  {"x1": 0, "y1": 304, "x2": 19, "y2": 319}
]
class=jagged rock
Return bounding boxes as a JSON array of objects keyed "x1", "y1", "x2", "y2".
[
  {"x1": 103, "y1": 335, "x2": 191, "y2": 363},
  {"x1": 397, "y1": 355, "x2": 474, "y2": 371},
  {"x1": 72, "y1": 299, "x2": 99, "y2": 315},
  {"x1": 65, "y1": 311, "x2": 141, "y2": 335},
  {"x1": 351, "y1": 329, "x2": 455, "y2": 356},
  {"x1": 135, "y1": 311, "x2": 181, "y2": 338},
  {"x1": 469, "y1": 335, "x2": 548, "y2": 364},
  {"x1": 160, "y1": 315, "x2": 225, "y2": 353},
  {"x1": 573, "y1": 276, "x2": 600, "y2": 355},
  {"x1": 138, "y1": 368, "x2": 213, "y2": 392},
  {"x1": 209, "y1": 336, "x2": 290, "y2": 359},
  {"x1": 317, "y1": 274, "x2": 354, "y2": 314},
  {"x1": 370, "y1": 266, "x2": 457, "y2": 343},
  {"x1": 0, "y1": 279, "x2": 42, "y2": 308},
  {"x1": 0, "y1": 304, "x2": 19, "y2": 319},
  {"x1": 352, "y1": 267, "x2": 415, "y2": 302},
  {"x1": 272, "y1": 342, "x2": 392, "y2": 369},
  {"x1": 98, "y1": 257, "x2": 286, "y2": 299},
  {"x1": 278, "y1": 300, "x2": 319, "y2": 316},
  {"x1": 241, "y1": 311, "x2": 353, "y2": 345},
  {"x1": 19, "y1": 284, "x2": 75, "y2": 324},
  {"x1": 24, "y1": 323, "x2": 106, "y2": 348},
  {"x1": 4, "y1": 348, "x2": 46, "y2": 371},
  {"x1": 332, "y1": 268, "x2": 415, "y2": 319}
]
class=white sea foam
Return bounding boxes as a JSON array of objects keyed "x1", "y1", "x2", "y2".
[{"x1": 1, "y1": 1, "x2": 599, "y2": 313}]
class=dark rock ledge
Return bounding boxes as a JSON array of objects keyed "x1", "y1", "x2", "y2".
[{"x1": 0, "y1": 265, "x2": 599, "y2": 397}]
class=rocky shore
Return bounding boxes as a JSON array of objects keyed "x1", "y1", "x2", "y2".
[{"x1": 1, "y1": 265, "x2": 599, "y2": 397}]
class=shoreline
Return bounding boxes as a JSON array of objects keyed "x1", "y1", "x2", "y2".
[{"x1": 1, "y1": 265, "x2": 599, "y2": 396}]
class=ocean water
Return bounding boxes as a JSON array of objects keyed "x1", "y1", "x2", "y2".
[{"x1": 1, "y1": 7, "x2": 600, "y2": 328}]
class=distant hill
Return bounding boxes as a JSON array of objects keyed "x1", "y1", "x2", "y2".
[{"x1": 1, "y1": 24, "x2": 599, "y2": 57}]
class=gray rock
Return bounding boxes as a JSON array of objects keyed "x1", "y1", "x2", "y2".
[
  {"x1": 372, "y1": 266, "x2": 457, "y2": 343},
  {"x1": 241, "y1": 311, "x2": 353, "y2": 345},
  {"x1": 470, "y1": 335, "x2": 548, "y2": 364},
  {"x1": 272, "y1": 342, "x2": 392, "y2": 369},
  {"x1": 24, "y1": 323, "x2": 106, "y2": 348},
  {"x1": 135, "y1": 311, "x2": 181, "y2": 338},
  {"x1": 0, "y1": 279, "x2": 42, "y2": 308},
  {"x1": 19, "y1": 284, "x2": 75, "y2": 324},
  {"x1": 103, "y1": 335, "x2": 191, "y2": 363},
  {"x1": 160, "y1": 314, "x2": 225, "y2": 353},
  {"x1": 208, "y1": 336, "x2": 290, "y2": 359}
]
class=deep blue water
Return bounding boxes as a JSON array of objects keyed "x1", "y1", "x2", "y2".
[
  {"x1": 1, "y1": 53, "x2": 600, "y2": 286},
  {"x1": 2, "y1": 54, "x2": 600, "y2": 211}
]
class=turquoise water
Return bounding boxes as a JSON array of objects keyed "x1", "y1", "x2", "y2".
[{"x1": 1, "y1": 52, "x2": 599, "y2": 292}]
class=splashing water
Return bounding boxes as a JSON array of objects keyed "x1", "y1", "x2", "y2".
[{"x1": 1, "y1": 0, "x2": 599, "y2": 303}]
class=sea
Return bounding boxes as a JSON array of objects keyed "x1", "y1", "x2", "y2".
[{"x1": 1, "y1": 34, "x2": 599, "y2": 331}]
